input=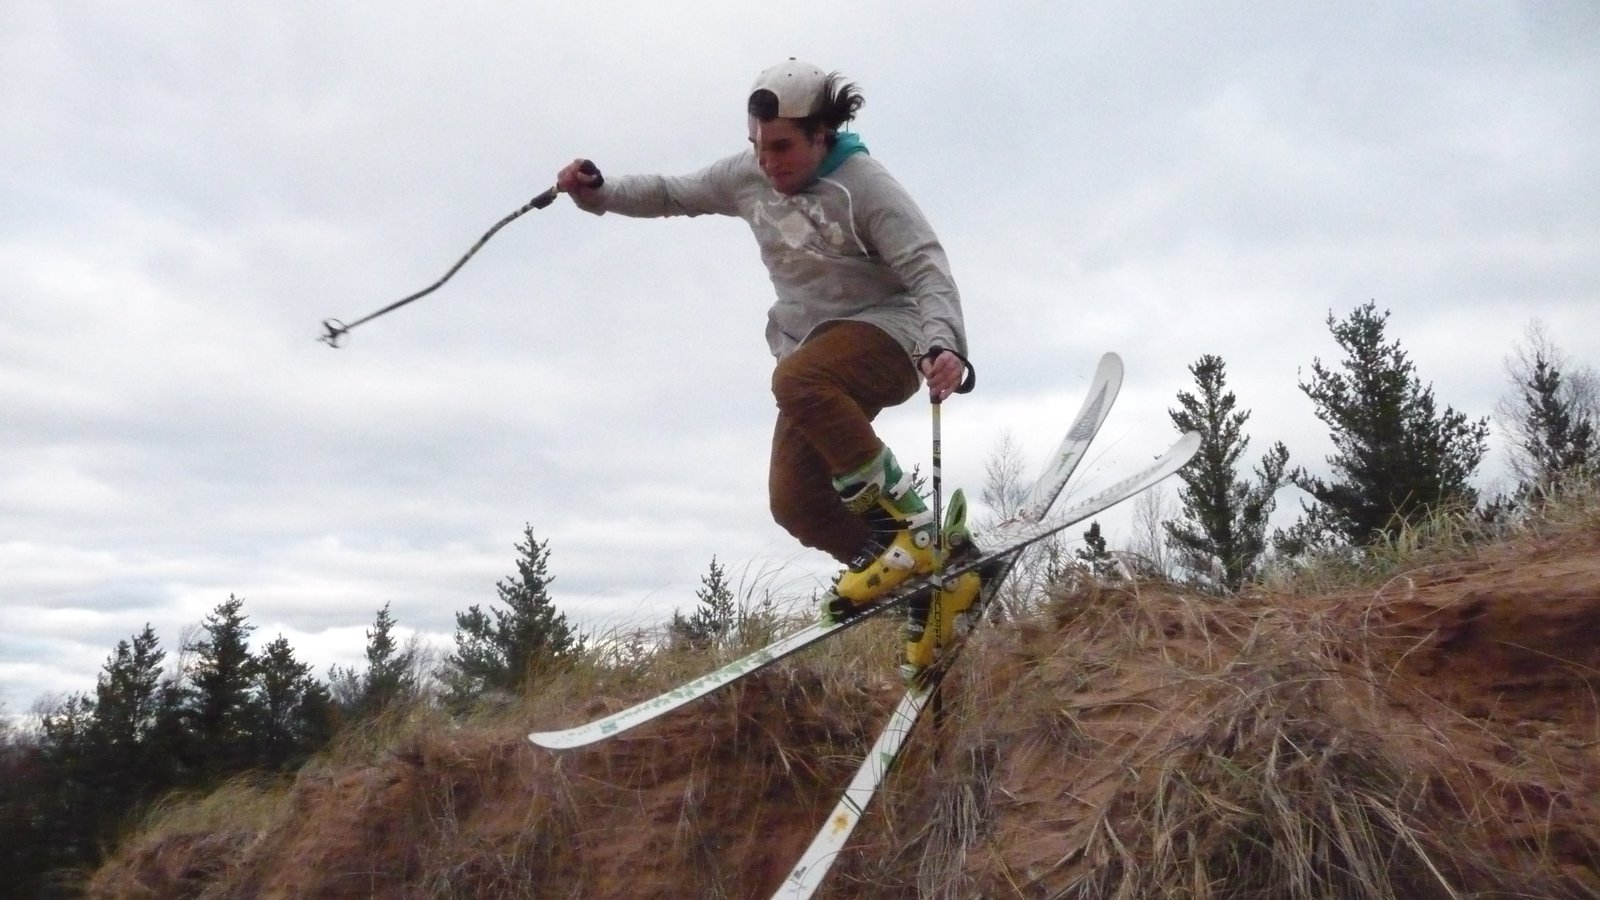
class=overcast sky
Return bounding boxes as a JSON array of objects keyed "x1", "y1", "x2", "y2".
[{"x1": 3, "y1": 1, "x2": 1596, "y2": 719}]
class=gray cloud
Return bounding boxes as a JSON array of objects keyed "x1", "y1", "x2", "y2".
[{"x1": 3, "y1": 1, "x2": 1596, "y2": 716}]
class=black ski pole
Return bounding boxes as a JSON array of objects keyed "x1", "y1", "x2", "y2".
[
  {"x1": 319, "y1": 160, "x2": 602, "y2": 347},
  {"x1": 919, "y1": 347, "x2": 975, "y2": 735}
]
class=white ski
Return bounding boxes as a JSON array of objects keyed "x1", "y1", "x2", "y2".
[
  {"x1": 774, "y1": 429, "x2": 1200, "y2": 900},
  {"x1": 528, "y1": 353, "x2": 1124, "y2": 751}
]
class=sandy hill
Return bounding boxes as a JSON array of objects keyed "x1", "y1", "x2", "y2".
[{"x1": 89, "y1": 514, "x2": 1600, "y2": 899}]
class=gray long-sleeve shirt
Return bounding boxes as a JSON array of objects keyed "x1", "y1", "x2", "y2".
[{"x1": 572, "y1": 149, "x2": 967, "y2": 365}]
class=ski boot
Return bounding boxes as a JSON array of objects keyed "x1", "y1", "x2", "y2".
[
  {"x1": 901, "y1": 574, "x2": 982, "y2": 681},
  {"x1": 820, "y1": 445, "x2": 937, "y2": 622},
  {"x1": 900, "y1": 488, "x2": 982, "y2": 680}
]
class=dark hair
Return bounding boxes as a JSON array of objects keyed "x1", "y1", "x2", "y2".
[{"x1": 748, "y1": 73, "x2": 864, "y2": 145}]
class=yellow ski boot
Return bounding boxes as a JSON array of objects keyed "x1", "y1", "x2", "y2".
[
  {"x1": 901, "y1": 573, "x2": 981, "y2": 680},
  {"x1": 900, "y1": 488, "x2": 981, "y2": 680},
  {"x1": 821, "y1": 445, "x2": 937, "y2": 622}
]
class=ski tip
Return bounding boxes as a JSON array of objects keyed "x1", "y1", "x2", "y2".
[{"x1": 1174, "y1": 430, "x2": 1202, "y2": 457}]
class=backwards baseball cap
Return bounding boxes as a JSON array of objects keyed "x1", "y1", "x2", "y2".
[{"x1": 748, "y1": 58, "x2": 828, "y2": 120}]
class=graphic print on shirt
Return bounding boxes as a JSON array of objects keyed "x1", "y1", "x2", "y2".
[{"x1": 750, "y1": 194, "x2": 850, "y2": 259}]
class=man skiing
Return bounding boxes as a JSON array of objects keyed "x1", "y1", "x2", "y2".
[{"x1": 555, "y1": 59, "x2": 976, "y2": 674}]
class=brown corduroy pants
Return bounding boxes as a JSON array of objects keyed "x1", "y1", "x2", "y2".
[{"x1": 769, "y1": 321, "x2": 921, "y2": 563}]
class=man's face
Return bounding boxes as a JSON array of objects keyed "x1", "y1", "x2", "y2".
[{"x1": 748, "y1": 116, "x2": 827, "y2": 195}]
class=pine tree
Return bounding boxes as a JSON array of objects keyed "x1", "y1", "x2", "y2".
[
  {"x1": 80, "y1": 625, "x2": 170, "y2": 833},
  {"x1": 1498, "y1": 322, "x2": 1597, "y2": 493},
  {"x1": 0, "y1": 717, "x2": 53, "y2": 895},
  {"x1": 253, "y1": 635, "x2": 332, "y2": 771},
  {"x1": 89, "y1": 625, "x2": 166, "y2": 755},
  {"x1": 142, "y1": 675, "x2": 192, "y2": 787},
  {"x1": 444, "y1": 525, "x2": 582, "y2": 703},
  {"x1": 671, "y1": 557, "x2": 736, "y2": 648},
  {"x1": 1285, "y1": 302, "x2": 1489, "y2": 550},
  {"x1": 35, "y1": 693, "x2": 98, "y2": 870},
  {"x1": 1075, "y1": 521, "x2": 1115, "y2": 578},
  {"x1": 1165, "y1": 354, "x2": 1290, "y2": 591},
  {"x1": 184, "y1": 595, "x2": 260, "y2": 776},
  {"x1": 1522, "y1": 360, "x2": 1596, "y2": 480},
  {"x1": 331, "y1": 603, "x2": 417, "y2": 718},
  {"x1": 362, "y1": 603, "x2": 416, "y2": 713}
]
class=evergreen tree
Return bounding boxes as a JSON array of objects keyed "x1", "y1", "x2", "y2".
[
  {"x1": 670, "y1": 557, "x2": 736, "y2": 648},
  {"x1": 330, "y1": 603, "x2": 417, "y2": 718},
  {"x1": 35, "y1": 693, "x2": 98, "y2": 871},
  {"x1": 4, "y1": 617, "x2": 334, "y2": 895},
  {"x1": 1521, "y1": 360, "x2": 1596, "y2": 481},
  {"x1": 1284, "y1": 303, "x2": 1489, "y2": 550},
  {"x1": 1498, "y1": 322, "x2": 1597, "y2": 492},
  {"x1": 362, "y1": 603, "x2": 416, "y2": 713},
  {"x1": 38, "y1": 694, "x2": 96, "y2": 760},
  {"x1": 1165, "y1": 354, "x2": 1290, "y2": 591},
  {"x1": 45, "y1": 625, "x2": 233, "y2": 878},
  {"x1": 142, "y1": 674, "x2": 192, "y2": 787},
  {"x1": 184, "y1": 595, "x2": 260, "y2": 776},
  {"x1": 0, "y1": 718, "x2": 53, "y2": 895},
  {"x1": 444, "y1": 525, "x2": 582, "y2": 702},
  {"x1": 253, "y1": 635, "x2": 333, "y2": 771},
  {"x1": 1075, "y1": 521, "x2": 1115, "y2": 578},
  {"x1": 89, "y1": 626, "x2": 166, "y2": 757},
  {"x1": 73, "y1": 625, "x2": 173, "y2": 844}
]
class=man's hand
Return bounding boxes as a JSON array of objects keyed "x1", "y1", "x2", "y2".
[
  {"x1": 556, "y1": 158, "x2": 603, "y2": 200},
  {"x1": 919, "y1": 349, "x2": 966, "y2": 403}
]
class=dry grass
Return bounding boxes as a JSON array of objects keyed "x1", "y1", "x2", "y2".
[
  {"x1": 86, "y1": 479, "x2": 1600, "y2": 898},
  {"x1": 86, "y1": 586, "x2": 909, "y2": 899},
  {"x1": 878, "y1": 482, "x2": 1600, "y2": 900}
]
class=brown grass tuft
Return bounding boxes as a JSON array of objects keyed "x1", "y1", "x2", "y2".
[{"x1": 87, "y1": 488, "x2": 1600, "y2": 898}]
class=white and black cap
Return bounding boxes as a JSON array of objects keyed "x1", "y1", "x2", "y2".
[{"x1": 748, "y1": 58, "x2": 827, "y2": 119}]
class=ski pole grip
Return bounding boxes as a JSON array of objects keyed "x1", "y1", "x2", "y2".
[
  {"x1": 922, "y1": 346, "x2": 977, "y2": 395},
  {"x1": 531, "y1": 160, "x2": 604, "y2": 209}
]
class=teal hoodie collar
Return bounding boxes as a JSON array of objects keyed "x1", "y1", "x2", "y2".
[{"x1": 815, "y1": 132, "x2": 868, "y2": 181}]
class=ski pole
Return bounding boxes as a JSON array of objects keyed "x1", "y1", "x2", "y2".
[
  {"x1": 920, "y1": 346, "x2": 975, "y2": 667},
  {"x1": 930, "y1": 394, "x2": 947, "y2": 673},
  {"x1": 318, "y1": 160, "x2": 603, "y2": 348},
  {"x1": 928, "y1": 394, "x2": 952, "y2": 733}
]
